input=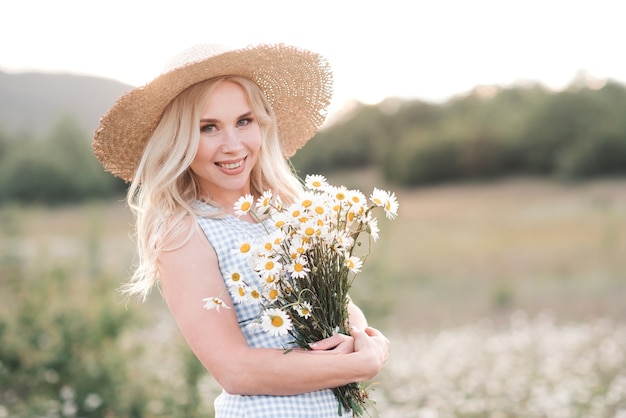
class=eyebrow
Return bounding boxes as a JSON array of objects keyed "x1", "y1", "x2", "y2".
[{"x1": 200, "y1": 111, "x2": 253, "y2": 124}]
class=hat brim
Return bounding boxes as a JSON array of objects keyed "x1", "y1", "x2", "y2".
[{"x1": 93, "y1": 44, "x2": 333, "y2": 182}]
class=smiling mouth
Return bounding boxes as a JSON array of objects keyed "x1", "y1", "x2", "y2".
[{"x1": 216, "y1": 157, "x2": 246, "y2": 170}]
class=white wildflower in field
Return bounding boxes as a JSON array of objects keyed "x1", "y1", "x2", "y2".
[{"x1": 374, "y1": 311, "x2": 626, "y2": 418}]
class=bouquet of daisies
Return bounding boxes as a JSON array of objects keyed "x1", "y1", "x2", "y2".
[{"x1": 203, "y1": 174, "x2": 398, "y2": 416}]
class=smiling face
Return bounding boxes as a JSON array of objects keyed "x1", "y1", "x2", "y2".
[{"x1": 190, "y1": 80, "x2": 263, "y2": 210}]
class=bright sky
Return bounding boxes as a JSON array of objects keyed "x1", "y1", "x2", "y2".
[{"x1": 3, "y1": 0, "x2": 625, "y2": 117}]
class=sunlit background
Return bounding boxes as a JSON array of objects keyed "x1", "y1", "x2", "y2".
[
  {"x1": 1, "y1": 1, "x2": 626, "y2": 417},
  {"x1": 4, "y1": 0, "x2": 626, "y2": 113}
]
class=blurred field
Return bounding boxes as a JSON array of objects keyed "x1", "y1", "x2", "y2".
[
  {"x1": 330, "y1": 172, "x2": 626, "y2": 331},
  {"x1": 2, "y1": 174, "x2": 625, "y2": 417},
  {"x1": 3, "y1": 174, "x2": 625, "y2": 328}
]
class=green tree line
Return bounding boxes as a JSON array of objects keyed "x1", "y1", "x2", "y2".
[
  {"x1": 2, "y1": 79, "x2": 626, "y2": 204},
  {"x1": 0, "y1": 115, "x2": 126, "y2": 204},
  {"x1": 292, "y1": 79, "x2": 626, "y2": 184}
]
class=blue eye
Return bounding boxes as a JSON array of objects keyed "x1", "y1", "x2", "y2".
[
  {"x1": 237, "y1": 118, "x2": 251, "y2": 127},
  {"x1": 201, "y1": 124, "x2": 216, "y2": 133}
]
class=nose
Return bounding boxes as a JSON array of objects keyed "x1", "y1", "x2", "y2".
[{"x1": 220, "y1": 128, "x2": 244, "y2": 153}]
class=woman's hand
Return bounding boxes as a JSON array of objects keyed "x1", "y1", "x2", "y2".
[
  {"x1": 306, "y1": 326, "x2": 390, "y2": 378},
  {"x1": 350, "y1": 326, "x2": 390, "y2": 379},
  {"x1": 307, "y1": 333, "x2": 355, "y2": 354}
]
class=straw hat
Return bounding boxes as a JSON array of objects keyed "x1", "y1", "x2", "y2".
[{"x1": 93, "y1": 43, "x2": 333, "y2": 182}]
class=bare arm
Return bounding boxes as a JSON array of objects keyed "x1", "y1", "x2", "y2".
[{"x1": 158, "y1": 223, "x2": 389, "y2": 396}]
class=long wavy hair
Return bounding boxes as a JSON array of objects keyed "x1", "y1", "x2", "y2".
[{"x1": 122, "y1": 76, "x2": 304, "y2": 300}]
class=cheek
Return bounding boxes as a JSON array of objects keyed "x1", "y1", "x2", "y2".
[
  {"x1": 244, "y1": 128, "x2": 263, "y2": 153},
  {"x1": 191, "y1": 140, "x2": 216, "y2": 166}
]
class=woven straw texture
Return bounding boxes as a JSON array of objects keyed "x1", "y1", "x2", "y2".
[{"x1": 93, "y1": 44, "x2": 333, "y2": 182}]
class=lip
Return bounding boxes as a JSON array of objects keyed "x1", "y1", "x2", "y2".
[{"x1": 215, "y1": 156, "x2": 247, "y2": 173}]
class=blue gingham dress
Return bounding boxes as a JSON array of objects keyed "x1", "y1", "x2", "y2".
[{"x1": 195, "y1": 202, "x2": 345, "y2": 418}]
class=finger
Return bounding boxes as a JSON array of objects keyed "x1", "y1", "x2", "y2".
[
  {"x1": 364, "y1": 326, "x2": 383, "y2": 337},
  {"x1": 350, "y1": 325, "x2": 364, "y2": 336},
  {"x1": 309, "y1": 334, "x2": 346, "y2": 350}
]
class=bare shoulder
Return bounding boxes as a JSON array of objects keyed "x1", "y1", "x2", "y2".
[{"x1": 157, "y1": 215, "x2": 225, "y2": 314}]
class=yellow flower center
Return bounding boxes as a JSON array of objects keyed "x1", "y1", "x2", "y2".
[
  {"x1": 302, "y1": 199, "x2": 313, "y2": 208},
  {"x1": 240, "y1": 243, "x2": 251, "y2": 253},
  {"x1": 294, "y1": 263, "x2": 304, "y2": 272},
  {"x1": 231, "y1": 272, "x2": 241, "y2": 281},
  {"x1": 251, "y1": 290, "x2": 260, "y2": 299},
  {"x1": 265, "y1": 242, "x2": 272, "y2": 251},
  {"x1": 271, "y1": 315, "x2": 284, "y2": 327},
  {"x1": 238, "y1": 287, "x2": 245, "y2": 297},
  {"x1": 265, "y1": 261, "x2": 275, "y2": 271},
  {"x1": 315, "y1": 206, "x2": 325, "y2": 215},
  {"x1": 269, "y1": 289, "x2": 278, "y2": 300},
  {"x1": 301, "y1": 308, "x2": 310, "y2": 315},
  {"x1": 305, "y1": 227, "x2": 315, "y2": 237},
  {"x1": 312, "y1": 181, "x2": 322, "y2": 188},
  {"x1": 275, "y1": 220, "x2": 286, "y2": 227},
  {"x1": 241, "y1": 201, "x2": 251, "y2": 211}
]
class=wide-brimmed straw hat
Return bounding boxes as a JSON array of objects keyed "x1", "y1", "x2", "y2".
[{"x1": 93, "y1": 43, "x2": 333, "y2": 182}]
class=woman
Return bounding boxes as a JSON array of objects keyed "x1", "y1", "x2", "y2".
[{"x1": 93, "y1": 43, "x2": 389, "y2": 417}]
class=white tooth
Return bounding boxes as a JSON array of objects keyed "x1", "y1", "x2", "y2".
[{"x1": 220, "y1": 160, "x2": 243, "y2": 169}]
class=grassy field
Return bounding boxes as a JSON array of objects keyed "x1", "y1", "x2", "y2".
[
  {"x1": 2, "y1": 174, "x2": 625, "y2": 329},
  {"x1": 2, "y1": 175, "x2": 625, "y2": 417},
  {"x1": 321, "y1": 172, "x2": 626, "y2": 331}
]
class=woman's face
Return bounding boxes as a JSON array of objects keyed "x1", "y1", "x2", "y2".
[{"x1": 190, "y1": 80, "x2": 262, "y2": 208}]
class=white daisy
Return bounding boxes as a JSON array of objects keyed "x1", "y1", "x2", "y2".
[
  {"x1": 258, "y1": 229, "x2": 284, "y2": 257},
  {"x1": 263, "y1": 287, "x2": 281, "y2": 304},
  {"x1": 225, "y1": 270, "x2": 244, "y2": 287},
  {"x1": 298, "y1": 191, "x2": 317, "y2": 211},
  {"x1": 232, "y1": 236, "x2": 255, "y2": 258},
  {"x1": 305, "y1": 174, "x2": 328, "y2": 191},
  {"x1": 364, "y1": 213, "x2": 380, "y2": 241},
  {"x1": 231, "y1": 284, "x2": 249, "y2": 304},
  {"x1": 261, "y1": 308, "x2": 293, "y2": 336},
  {"x1": 294, "y1": 301, "x2": 313, "y2": 319},
  {"x1": 271, "y1": 211, "x2": 292, "y2": 229},
  {"x1": 330, "y1": 230, "x2": 355, "y2": 253},
  {"x1": 247, "y1": 288, "x2": 262, "y2": 305},
  {"x1": 344, "y1": 256, "x2": 363, "y2": 274},
  {"x1": 255, "y1": 256, "x2": 283, "y2": 280},
  {"x1": 383, "y1": 191, "x2": 399, "y2": 220},
  {"x1": 287, "y1": 255, "x2": 310, "y2": 279},
  {"x1": 255, "y1": 190, "x2": 274, "y2": 214},
  {"x1": 370, "y1": 188, "x2": 399, "y2": 219},
  {"x1": 202, "y1": 297, "x2": 230, "y2": 312},
  {"x1": 233, "y1": 194, "x2": 254, "y2": 217}
]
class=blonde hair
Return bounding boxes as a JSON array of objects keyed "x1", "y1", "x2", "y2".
[{"x1": 123, "y1": 76, "x2": 304, "y2": 300}]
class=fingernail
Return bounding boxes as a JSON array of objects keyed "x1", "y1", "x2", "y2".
[{"x1": 309, "y1": 342, "x2": 318, "y2": 348}]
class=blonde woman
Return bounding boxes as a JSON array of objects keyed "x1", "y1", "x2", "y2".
[{"x1": 93, "y1": 44, "x2": 389, "y2": 417}]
